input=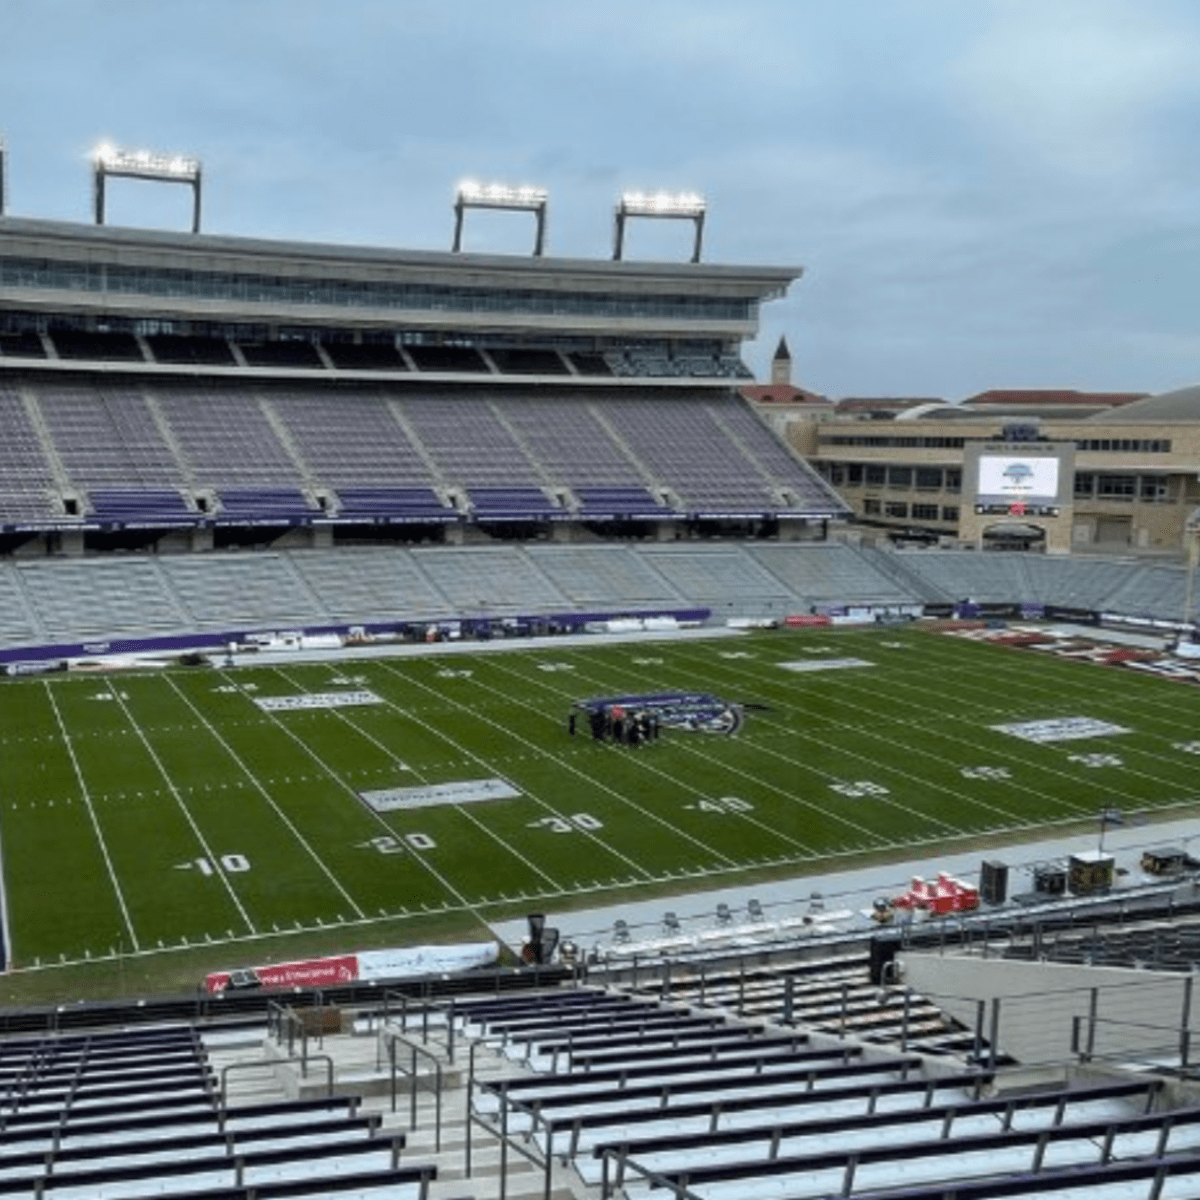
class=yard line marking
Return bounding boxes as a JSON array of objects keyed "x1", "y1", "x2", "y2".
[
  {"x1": 495, "y1": 646, "x2": 890, "y2": 843},
  {"x1": 43, "y1": 681, "x2": 140, "y2": 950},
  {"x1": 163, "y1": 675, "x2": 366, "y2": 920},
  {"x1": 378, "y1": 658, "x2": 721, "y2": 874},
  {"x1": 269, "y1": 667, "x2": 562, "y2": 893},
  {"x1": 217, "y1": 665, "x2": 478, "y2": 915},
  {"x1": 104, "y1": 680, "x2": 255, "y2": 937},
  {"x1": 484, "y1": 654, "x2": 824, "y2": 857},
  {"x1": 736, "y1": 645, "x2": 1188, "y2": 814},
  {"x1": 663, "y1": 641, "x2": 1055, "y2": 824},
  {"x1": 880, "y1": 636, "x2": 1200, "y2": 786}
]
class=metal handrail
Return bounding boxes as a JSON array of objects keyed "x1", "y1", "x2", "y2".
[
  {"x1": 219, "y1": 1053, "x2": 333, "y2": 1105},
  {"x1": 379, "y1": 1024, "x2": 444, "y2": 1151}
]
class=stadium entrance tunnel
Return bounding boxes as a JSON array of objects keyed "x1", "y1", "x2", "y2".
[{"x1": 982, "y1": 520, "x2": 1046, "y2": 551}]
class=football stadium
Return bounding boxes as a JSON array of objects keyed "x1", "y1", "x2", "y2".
[{"x1": 3, "y1": 143, "x2": 1200, "y2": 1198}]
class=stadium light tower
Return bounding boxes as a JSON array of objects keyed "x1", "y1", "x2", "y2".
[
  {"x1": 92, "y1": 144, "x2": 203, "y2": 233},
  {"x1": 613, "y1": 190, "x2": 706, "y2": 263},
  {"x1": 0, "y1": 134, "x2": 7, "y2": 217},
  {"x1": 453, "y1": 181, "x2": 548, "y2": 256}
]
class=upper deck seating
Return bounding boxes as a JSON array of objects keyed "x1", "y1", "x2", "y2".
[
  {"x1": 89, "y1": 489, "x2": 195, "y2": 526},
  {"x1": 215, "y1": 487, "x2": 316, "y2": 524},
  {"x1": 333, "y1": 486, "x2": 454, "y2": 522},
  {"x1": 572, "y1": 486, "x2": 671, "y2": 519},
  {"x1": 0, "y1": 384, "x2": 61, "y2": 526},
  {"x1": 269, "y1": 391, "x2": 437, "y2": 491},
  {"x1": 155, "y1": 389, "x2": 304, "y2": 488},
  {"x1": 600, "y1": 393, "x2": 842, "y2": 515},
  {"x1": 37, "y1": 386, "x2": 186, "y2": 492},
  {"x1": 468, "y1": 486, "x2": 560, "y2": 521},
  {"x1": 401, "y1": 395, "x2": 542, "y2": 487},
  {"x1": 498, "y1": 394, "x2": 650, "y2": 493}
]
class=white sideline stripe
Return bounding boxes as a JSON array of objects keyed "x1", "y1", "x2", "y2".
[
  {"x1": 105, "y1": 680, "x2": 255, "y2": 937},
  {"x1": 43, "y1": 681, "x2": 140, "y2": 950},
  {"x1": 163, "y1": 675, "x2": 366, "y2": 920}
]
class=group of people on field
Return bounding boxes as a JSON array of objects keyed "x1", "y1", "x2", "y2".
[{"x1": 569, "y1": 703, "x2": 661, "y2": 746}]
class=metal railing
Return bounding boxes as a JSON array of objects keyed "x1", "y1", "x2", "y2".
[{"x1": 378, "y1": 1024, "x2": 444, "y2": 1151}]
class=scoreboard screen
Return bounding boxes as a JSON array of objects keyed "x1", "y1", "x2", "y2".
[{"x1": 976, "y1": 454, "x2": 1060, "y2": 502}]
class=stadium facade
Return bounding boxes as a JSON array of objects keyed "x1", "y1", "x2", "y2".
[{"x1": 762, "y1": 379, "x2": 1200, "y2": 556}]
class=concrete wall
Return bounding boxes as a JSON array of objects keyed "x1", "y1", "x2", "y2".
[{"x1": 902, "y1": 950, "x2": 1199, "y2": 1068}]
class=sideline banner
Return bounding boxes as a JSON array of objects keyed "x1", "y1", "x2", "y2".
[{"x1": 205, "y1": 940, "x2": 499, "y2": 993}]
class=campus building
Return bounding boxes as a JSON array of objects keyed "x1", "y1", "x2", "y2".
[{"x1": 750, "y1": 342, "x2": 1200, "y2": 556}]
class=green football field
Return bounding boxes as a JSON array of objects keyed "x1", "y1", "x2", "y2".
[{"x1": 2, "y1": 625, "x2": 1200, "y2": 986}]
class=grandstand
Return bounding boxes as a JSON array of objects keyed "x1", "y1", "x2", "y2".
[{"x1": 6, "y1": 164, "x2": 1200, "y2": 1200}]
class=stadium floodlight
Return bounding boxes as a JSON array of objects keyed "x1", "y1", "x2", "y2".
[
  {"x1": 452, "y1": 179, "x2": 548, "y2": 256},
  {"x1": 92, "y1": 142, "x2": 203, "y2": 233},
  {"x1": 613, "y1": 189, "x2": 707, "y2": 263}
]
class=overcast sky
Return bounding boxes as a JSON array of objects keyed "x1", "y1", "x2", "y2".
[{"x1": 2, "y1": 0, "x2": 1199, "y2": 400}]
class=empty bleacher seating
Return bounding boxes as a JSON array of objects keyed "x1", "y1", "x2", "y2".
[
  {"x1": 216, "y1": 487, "x2": 315, "y2": 524},
  {"x1": 0, "y1": 1023, "x2": 437, "y2": 1200}
]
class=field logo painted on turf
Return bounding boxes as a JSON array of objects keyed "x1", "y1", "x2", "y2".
[
  {"x1": 779, "y1": 658, "x2": 875, "y2": 673},
  {"x1": 255, "y1": 690, "x2": 383, "y2": 711},
  {"x1": 990, "y1": 716, "x2": 1131, "y2": 743},
  {"x1": 360, "y1": 779, "x2": 520, "y2": 812}
]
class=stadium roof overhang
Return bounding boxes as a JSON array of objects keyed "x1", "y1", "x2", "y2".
[{"x1": 0, "y1": 216, "x2": 799, "y2": 303}]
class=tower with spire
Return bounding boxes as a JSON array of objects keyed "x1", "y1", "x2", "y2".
[{"x1": 771, "y1": 336, "x2": 792, "y2": 386}]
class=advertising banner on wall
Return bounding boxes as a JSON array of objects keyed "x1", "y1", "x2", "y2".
[{"x1": 204, "y1": 941, "x2": 499, "y2": 993}]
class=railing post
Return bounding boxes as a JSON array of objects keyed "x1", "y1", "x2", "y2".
[
  {"x1": 1181, "y1": 975, "x2": 1194, "y2": 1070},
  {"x1": 1085, "y1": 987, "x2": 1099, "y2": 1063},
  {"x1": 389, "y1": 1034, "x2": 397, "y2": 1113},
  {"x1": 409, "y1": 1044, "x2": 418, "y2": 1132},
  {"x1": 988, "y1": 997, "x2": 1001, "y2": 1070},
  {"x1": 499, "y1": 1080, "x2": 509, "y2": 1200}
]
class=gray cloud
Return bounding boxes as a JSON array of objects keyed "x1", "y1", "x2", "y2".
[{"x1": 2, "y1": 0, "x2": 1199, "y2": 398}]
